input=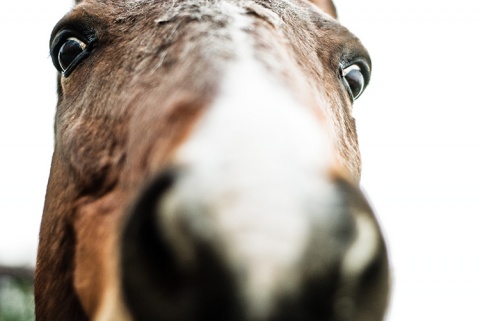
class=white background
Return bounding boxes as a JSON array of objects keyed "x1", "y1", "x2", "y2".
[{"x1": 1, "y1": 1, "x2": 479, "y2": 320}]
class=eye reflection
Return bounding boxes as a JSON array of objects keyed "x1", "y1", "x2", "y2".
[
  {"x1": 342, "y1": 64, "x2": 365, "y2": 100},
  {"x1": 58, "y1": 37, "x2": 87, "y2": 72}
]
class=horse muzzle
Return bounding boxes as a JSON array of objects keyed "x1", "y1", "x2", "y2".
[
  {"x1": 120, "y1": 165, "x2": 389, "y2": 321},
  {"x1": 119, "y1": 61, "x2": 389, "y2": 319}
]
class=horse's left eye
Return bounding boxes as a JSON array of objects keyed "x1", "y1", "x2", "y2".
[
  {"x1": 342, "y1": 64, "x2": 366, "y2": 100},
  {"x1": 51, "y1": 31, "x2": 94, "y2": 77}
]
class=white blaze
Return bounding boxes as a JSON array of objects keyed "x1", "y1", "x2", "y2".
[{"x1": 161, "y1": 2, "x2": 336, "y2": 319}]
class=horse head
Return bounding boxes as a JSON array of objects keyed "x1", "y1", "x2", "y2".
[{"x1": 35, "y1": 0, "x2": 389, "y2": 320}]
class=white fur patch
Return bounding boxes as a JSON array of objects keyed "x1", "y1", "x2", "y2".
[
  {"x1": 161, "y1": 1, "x2": 336, "y2": 318},
  {"x1": 95, "y1": 283, "x2": 132, "y2": 321}
]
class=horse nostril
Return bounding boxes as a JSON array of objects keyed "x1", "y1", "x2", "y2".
[
  {"x1": 266, "y1": 179, "x2": 389, "y2": 321},
  {"x1": 120, "y1": 170, "x2": 178, "y2": 320},
  {"x1": 120, "y1": 170, "x2": 244, "y2": 321}
]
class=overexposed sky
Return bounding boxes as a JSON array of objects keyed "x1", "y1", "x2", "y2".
[
  {"x1": 1, "y1": 1, "x2": 480, "y2": 321},
  {"x1": 339, "y1": 1, "x2": 480, "y2": 320},
  {"x1": 0, "y1": 1, "x2": 72, "y2": 265}
]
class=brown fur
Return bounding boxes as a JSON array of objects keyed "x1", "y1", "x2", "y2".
[
  {"x1": 312, "y1": 0, "x2": 337, "y2": 18},
  {"x1": 36, "y1": 0, "x2": 388, "y2": 320}
]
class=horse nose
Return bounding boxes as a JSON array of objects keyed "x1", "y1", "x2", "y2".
[
  {"x1": 121, "y1": 170, "x2": 246, "y2": 321},
  {"x1": 268, "y1": 179, "x2": 390, "y2": 321},
  {"x1": 120, "y1": 170, "x2": 389, "y2": 321}
]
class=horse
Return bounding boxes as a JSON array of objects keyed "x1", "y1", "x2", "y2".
[{"x1": 35, "y1": 0, "x2": 389, "y2": 320}]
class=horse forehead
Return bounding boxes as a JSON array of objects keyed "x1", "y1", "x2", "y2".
[
  {"x1": 75, "y1": 0, "x2": 335, "y2": 26},
  {"x1": 72, "y1": 0, "x2": 352, "y2": 55}
]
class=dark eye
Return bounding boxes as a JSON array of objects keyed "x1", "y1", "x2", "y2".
[
  {"x1": 58, "y1": 38, "x2": 87, "y2": 72},
  {"x1": 51, "y1": 30, "x2": 95, "y2": 77},
  {"x1": 342, "y1": 64, "x2": 367, "y2": 100}
]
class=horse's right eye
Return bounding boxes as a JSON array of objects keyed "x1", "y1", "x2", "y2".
[
  {"x1": 51, "y1": 30, "x2": 95, "y2": 77},
  {"x1": 58, "y1": 38, "x2": 87, "y2": 73}
]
